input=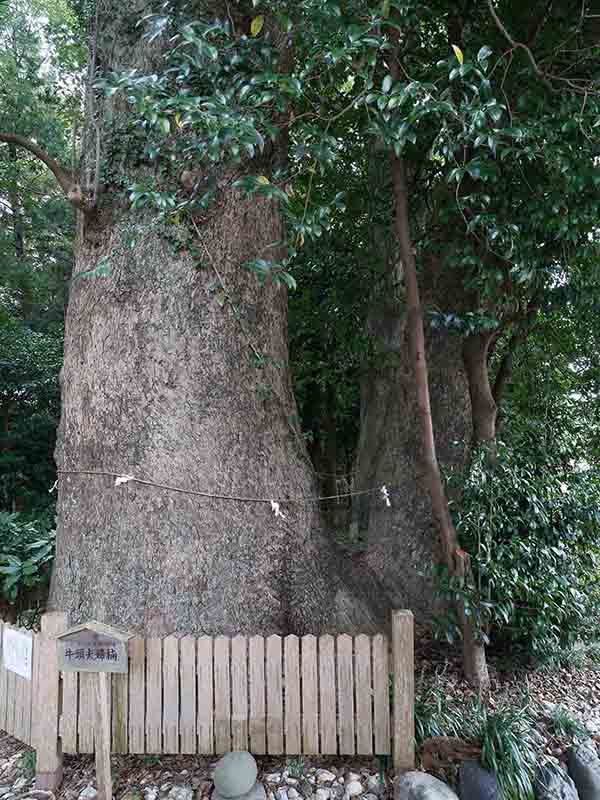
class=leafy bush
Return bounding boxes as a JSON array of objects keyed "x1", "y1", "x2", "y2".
[
  {"x1": 0, "y1": 512, "x2": 55, "y2": 604},
  {"x1": 437, "y1": 427, "x2": 600, "y2": 659},
  {"x1": 415, "y1": 677, "x2": 538, "y2": 800},
  {"x1": 476, "y1": 702, "x2": 536, "y2": 800},
  {"x1": 548, "y1": 705, "x2": 589, "y2": 741}
]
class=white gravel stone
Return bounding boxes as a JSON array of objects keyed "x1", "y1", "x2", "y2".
[
  {"x1": 144, "y1": 788, "x2": 159, "y2": 800},
  {"x1": 264, "y1": 777, "x2": 281, "y2": 786},
  {"x1": 276, "y1": 789, "x2": 288, "y2": 800},
  {"x1": 316, "y1": 773, "x2": 336, "y2": 785},
  {"x1": 288, "y1": 790, "x2": 299, "y2": 800},
  {"x1": 344, "y1": 783, "x2": 362, "y2": 798},
  {"x1": 78, "y1": 788, "x2": 97, "y2": 800},
  {"x1": 316, "y1": 789, "x2": 331, "y2": 800},
  {"x1": 345, "y1": 776, "x2": 360, "y2": 785},
  {"x1": 167, "y1": 787, "x2": 193, "y2": 800}
]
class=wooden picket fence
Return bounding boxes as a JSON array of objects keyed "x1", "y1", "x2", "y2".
[{"x1": 0, "y1": 611, "x2": 414, "y2": 787}]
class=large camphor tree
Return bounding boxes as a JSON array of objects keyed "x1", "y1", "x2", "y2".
[
  {"x1": 2, "y1": 0, "x2": 599, "y2": 687},
  {"x1": 2, "y1": 0, "x2": 392, "y2": 635}
]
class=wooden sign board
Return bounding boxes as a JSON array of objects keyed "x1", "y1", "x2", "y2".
[
  {"x1": 56, "y1": 622, "x2": 132, "y2": 674},
  {"x1": 3, "y1": 626, "x2": 33, "y2": 679}
]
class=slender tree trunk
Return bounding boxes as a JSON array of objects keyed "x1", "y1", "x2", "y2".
[
  {"x1": 390, "y1": 156, "x2": 489, "y2": 689},
  {"x1": 463, "y1": 333, "x2": 498, "y2": 443},
  {"x1": 49, "y1": 0, "x2": 385, "y2": 636}
]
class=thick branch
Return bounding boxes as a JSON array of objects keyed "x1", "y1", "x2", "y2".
[
  {"x1": 0, "y1": 133, "x2": 86, "y2": 209},
  {"x1": 463, "y1": 332, "x2": 498, "y2": 442}
]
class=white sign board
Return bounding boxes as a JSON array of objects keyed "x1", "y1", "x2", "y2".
[{"x1": 3, "y1": 627, "x2": 33, "y2": 680}]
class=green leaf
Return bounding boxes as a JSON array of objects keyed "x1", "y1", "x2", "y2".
[
  {"x1": 477, "y1": 45, "x2": 492, "y2": 65},
  {"x1": 251, "y1": 16, "x2": 264, "y2": 36},
  {"x1": 382, "y1": 74, "x2": 393, "y2": 94},
  {"x1": 452, "y1": 45, "x2": 464, "y2": 65}
]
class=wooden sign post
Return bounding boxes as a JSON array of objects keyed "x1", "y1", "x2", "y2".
[{"x1": 56, "y1": 622, "x2": 132, "y2": 800}]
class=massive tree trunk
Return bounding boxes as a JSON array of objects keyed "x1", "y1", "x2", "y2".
[
  {"x1": 352, "y1": 254, "x2": 472, "y2": 620},
  {"x1": 50, "y1": 0, "x2": 384, "y2": 636}
]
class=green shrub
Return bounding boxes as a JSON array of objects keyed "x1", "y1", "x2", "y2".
[
  {"x1": 475, "y1": 702, "x2": 536, "y2": 800},
  {"x1": 547, "y1": 705, "x2": 588, "y2": 740},
  {"x1": 0, "y1": 511, "x2": 55, "y2": 604},
  {"x1": 415, "y1": 679, "x2": 538, "y2": 800},
  {"x1": 437, "y1": 430, "x2": 600, "y2": 659}
]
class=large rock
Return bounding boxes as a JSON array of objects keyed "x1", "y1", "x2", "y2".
[
  {"x1": 213, "y1": 785, "x2": 265, "y2": 800},
  {"x1": 395, "y1": 772, "x2": 459, "y2": 800},
  {"x1": 567, "y1": 741, "x2": 600, "y2": 800},
  {"x1": 458, "y1": 761, "x2": 499, "y2": 800},
  {"x1": 535, "y1": 765, "x2": 580, "y2": 800},
  {"x1": 213, "y1": 753, "x2": 258, "y2": 799}
]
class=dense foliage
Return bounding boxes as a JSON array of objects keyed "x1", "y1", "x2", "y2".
[{"x1": 0, "y1": 511, "x2": 55, "y2": 611}]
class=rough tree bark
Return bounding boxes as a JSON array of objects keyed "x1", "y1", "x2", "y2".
[{"x1": 44, "y1": 0, "x2": 386, "y2": 635}]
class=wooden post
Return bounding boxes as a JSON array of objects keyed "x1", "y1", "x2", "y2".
[
  {"x1": 34, "y1": 611, "x2": 67, "y2": 791},
  {"x1": 392, "y1": 610, "x2": 414, "y2": 773},
  {"x1": 95, "y1": 673, "x2": 113, "y2": 800}
]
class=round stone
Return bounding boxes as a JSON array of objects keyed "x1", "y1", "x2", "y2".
[
  {"x1": 213, "y1": 786, "x2": 266, "y2": 800},
  {"x1": 395, "y1": 772, "x2": 459, "y2": 800},
  {"x1": 213, "y1": 753, "x2": 258, "y2": 799},
  {"x1": 316, "y1": 773, "x2": 336, "y2": 785},
  {"x1": 345, "y1": 783, "x2": 363, "y2": 797}
]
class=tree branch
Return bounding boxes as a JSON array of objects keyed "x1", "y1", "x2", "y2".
[
  {"x1": 487, "y1": 0, "x2": 555, "y2": 90},
  {"x1": 488, "y1": 0, "x2": 598, "y2": 94},
  {"x1": 0, "y1": 133, "x2": 87, "y2": 210}
]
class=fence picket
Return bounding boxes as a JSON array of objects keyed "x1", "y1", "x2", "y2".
[
  {"x1": 355, "y1": 635, "x2": 373, "y2": 754},
  {"x1": 22, "y1": 668, "x2": 33, "y2": 745},
  {"x1": 61, "y1": 672, "x2": 78, "y2": 754},
  {"x1": 78, "y1": 672, "x2": 95, "y2": 753},
  {"x1": 284, "y1": 636, "x2": 301, "y2": 754},
  {"x1": 318, "y1": 635, "x2": 336, "y2": 754},
  {"x1": 372, "y1": 634, "x2": 390, "y2": 755},
  {"x1": 112, "y1": 668, "x2": 129, "y2": 754},
  {"x1": 214, "y1": 637, "x2": 230, "y2": 754},
  {"x1": 180, "y1": 636, "x2": 196, "y2": 753},
  {"x1": 0, "y1": 622, "x2": 6, "y2": 732},
  {"x1": 197, "y1": 636, "x2": 214, "y2": 754},
  {"x1": 248, "y1": 636, "x2": 266, "y2": 754},
  {"x1": 129, "y1": 638, "x2": 145, "y2": 754},
  {"x1": 231, "y1": 636, "x2": 248, "y2": 750},
  {"x1": 14, "y1": 675, "x2": 25, "y2": 742},
  {"x1": 266, "y1": 635, "x2": 283, "y2": 754},
  {"x1": 301, "y1": 635, "x2": 318, "y2": 754},
  {"x1": 337, "y1": 634, "x2": 355, "y2": 754},
  {"x1": 146, "y1": 638, "x2": 163, "y2": 753},
  {"x1": 163, "y1": 637, "x2": 179, "y2": 754}
]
